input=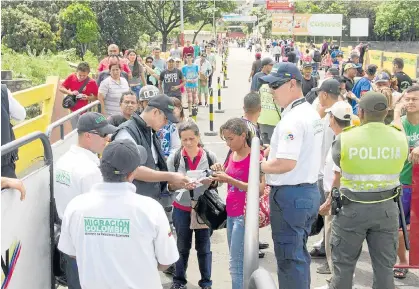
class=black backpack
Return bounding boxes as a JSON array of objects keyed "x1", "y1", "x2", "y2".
[
  {"x1": 173, "y1": 148, "x2": 227, "y2": 230},
  {"x1": 313, "y1": 50, "x2": 321, "y2": 62}
]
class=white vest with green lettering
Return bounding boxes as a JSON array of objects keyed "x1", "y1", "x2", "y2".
[{"x1": 340, "y1": 123, "x2": 408, "y2": 192}]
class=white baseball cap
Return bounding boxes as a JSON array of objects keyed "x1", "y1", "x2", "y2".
[{"x1": 325, "y1": 101, "x2": 353, "y2": 121}]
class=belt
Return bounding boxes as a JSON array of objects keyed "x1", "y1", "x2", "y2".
[
  {"x1": 271, "y1": 182, "x2": 316, "y2": 188},
  {"x1": 340, "y1": 188, "x2": 398, "y2": 205}
]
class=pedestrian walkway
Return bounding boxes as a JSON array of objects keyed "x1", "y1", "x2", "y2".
[{"x1": 159, "y1": 46, "x2": 419, "y2": 289}]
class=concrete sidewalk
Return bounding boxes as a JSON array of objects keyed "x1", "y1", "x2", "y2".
[{"x1": 160, "y1": 45, "x2": 419, "y2": 289}]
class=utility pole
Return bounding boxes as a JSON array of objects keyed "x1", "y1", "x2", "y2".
[
  {"x1": 180, "y1": 0, "x2": 185, "y2": 46},
  {"x1": 213, "y1": 0, "x2": 216, "y2": 40}
]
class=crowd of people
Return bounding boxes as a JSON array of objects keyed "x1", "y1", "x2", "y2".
[{"x1": 1, "y1": 35, "x2": 418, "y2": 289}]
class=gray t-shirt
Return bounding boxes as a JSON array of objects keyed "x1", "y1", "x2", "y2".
[
  {"x1": 160, "y1": 68, "x2": 183, "y2": 98},
  {"x1": 153, "y1": 58, "x2": 167, "y2": 71},
  {"x1": 128, "y1": 63, "x2": 144, "y2": 86},
  {"x1": 170, "y1": 48, "x2": 182, "y2": 59}
]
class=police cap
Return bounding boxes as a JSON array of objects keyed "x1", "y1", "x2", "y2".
[{"x1": 359, "y1": 91, "x2": 388, "y2": 112}]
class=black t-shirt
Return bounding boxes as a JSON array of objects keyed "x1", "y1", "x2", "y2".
[
  {"x1": 342, "y1": 75, "x2": 354, "y2": 92},
  {"x1": 395, "y1": 71, "x2": 412, "y2": 92},
  {"x1": 301, "y1": 76, "x2": 317, "y2": 96}
]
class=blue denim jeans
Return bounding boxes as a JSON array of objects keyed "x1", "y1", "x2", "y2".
[
  {"x1": 270, "y1": 183, "x2": 320, "y2": 289},
  {"x1": 63, "y1": 253, "x2": 81, "y2": 289},
  {"x1": 130, "y1": 84, "x2": 142, "y2": 99},
  {"x1": 227, "y1": 215, "x2": 245, "y2": 289},
  {"x1": 172, "y1": 207, "x2": 212, "y2": 287}
]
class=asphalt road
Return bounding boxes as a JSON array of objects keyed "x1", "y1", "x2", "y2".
[{"x1": 159, "y1": 45, "x2": 419, "y2": 289}]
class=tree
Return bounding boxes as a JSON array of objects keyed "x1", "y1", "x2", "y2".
[
  {"x1": 374, "y1": 0, "x2": 419, "y2": 41},
  {"x1": 187, "y1": 0, "x2": 236, "y2": 43},
  {"x1": 135, "y1": 0, "x2": 183, "y2": 51},
  {"x1": 91, "y1": 1, "x2": 155, "y2": 56},
  {"x1": 1, "y1": 7, "x2": 57, "y2": 54},
  {"x1": 59, "y1": 3, "x2": 100, "y2": 59}
]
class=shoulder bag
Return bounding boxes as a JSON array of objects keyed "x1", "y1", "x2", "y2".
[{"x1": 62, "y1": 77, "x2": 90, "y2": 109}]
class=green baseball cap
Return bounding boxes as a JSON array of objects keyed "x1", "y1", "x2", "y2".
[{"x1": 147, "y1": 94, "x2": 178, "y2": 123}]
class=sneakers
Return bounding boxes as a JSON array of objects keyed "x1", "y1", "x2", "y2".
[
  {"x1": 258, "y1": 250, "x2": 265, "y2": 258},
  {"x1": 170, "y1": 284, "x2": 187, "y2": 289},
  {"x1": 163, "y1": 264, "x2": 176, "y2": 276},
  {"x1": 310, "y1": 248, "x2": 326, "y2": 259},
  {"x1": 316, "y1": 262, "x2": 331, "y2": 274}
]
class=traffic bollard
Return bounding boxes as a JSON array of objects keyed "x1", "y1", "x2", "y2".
[
  {"x1": 223, "y1": 67, "x2": 228, "y2": 88},
  {"x1": 225, "y1": 63, "x2": 229, "y2": 80},
  {"x1": 204, "y1": 88, "x2": 218, "y2": 136},
  {"x1": 191, "y1": 105, "x2": 198, "y2": 122},
  {"x1": 215, "y1": 76, "x2": 224, "y2": 113}
]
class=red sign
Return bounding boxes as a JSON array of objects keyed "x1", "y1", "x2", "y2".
[{"x1": 266, "y1": 0, "x2": 292, "y2": 10}]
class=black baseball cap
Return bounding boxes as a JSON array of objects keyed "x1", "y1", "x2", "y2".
[
  {"x1": 147, "y1": 94, "x2": 178, "y2": 123},
  {"x1": 359, "y1": 91, "x2": 388, "y2": 112},
  {"x1": 259, "y1": 62, "x2": 302, "y2": 85},
  {"x1": 314, "y1": 79, "x2": 340, "y2": 95},
  {"x1": 261, "y1": 57, "x2": 275, "y2": 67},
  {"x1": 101, "y1": 139, "x2": 147, "y2": 175},
  {"x1": 328, "y1": 67, "x2": 339, "y2": 77},
  {"x1": 77, "y1": 112, "x2": 117, "y2": 135}
]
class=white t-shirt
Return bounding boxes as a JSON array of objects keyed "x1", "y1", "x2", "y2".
[
  {"x1": 267, "y1": 98, "x2": 324, "y2": 186},
  {"x1": 58, "y1": 182, "x2": 179, "y2": 289},
  {"x1": 54, "y1": 145, "x2": 103, "y2": 219},
  {"x1": 323, "y1": 147, "x2": 341, "y2": 192},
  {"x1": 319, "y1": 113, "x2": 336, "y2": 177}
]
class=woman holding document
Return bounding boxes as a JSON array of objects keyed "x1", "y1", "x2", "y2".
[{"x1": 166, "y1": 120, "x2": 218, "y2": 289}]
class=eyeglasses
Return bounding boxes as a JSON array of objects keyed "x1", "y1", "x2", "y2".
[
  {"x1": 269, "y1": 80, "x2": 291, "y2": 90},
  {"x1": 88, "y1": 130, "x2": 107, "y2": 138}
]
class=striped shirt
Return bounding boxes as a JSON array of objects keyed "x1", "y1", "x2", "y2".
[{"x1": 99, "y1": 76, "x2": 130, "y2": 116}]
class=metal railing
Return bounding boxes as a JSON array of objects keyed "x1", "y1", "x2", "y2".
[
  {"x1": 1, "y1": 131, "x2": 55, "y2": 289},
  {"x1": 46, "y1": 100, "x2": 101, "y2": 139},
  {"x1": 243, "y1": 137, "x2": 277, "y2": 289}
]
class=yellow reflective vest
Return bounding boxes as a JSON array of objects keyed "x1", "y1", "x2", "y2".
[{"x1": 340, "y1": 122, "x2": 408, "y2": 193}]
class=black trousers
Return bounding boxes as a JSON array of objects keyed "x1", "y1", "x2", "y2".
[{"x1": 1, "y1": 162, "x2": 17, "y2": 178}]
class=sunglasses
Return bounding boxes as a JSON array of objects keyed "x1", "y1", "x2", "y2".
[
  {"x1": 269, "y1": 80, "x2": 291, "y2": 90},
  {"x1": 146, "y1": 61, "x2": 153, "y2": 63},
  {"x1": 88, "y1": 130, "x2": 107, "y2": 138}
]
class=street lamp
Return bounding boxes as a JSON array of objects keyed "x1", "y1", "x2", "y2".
[{"x1": 180, "y1": 0, "x2": 184, "y2": 46}]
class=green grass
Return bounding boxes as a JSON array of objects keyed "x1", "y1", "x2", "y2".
[{"x1": 1, "y1": 45, "x2": 99, "y2": 86}]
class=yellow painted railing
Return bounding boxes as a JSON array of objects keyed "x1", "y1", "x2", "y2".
[
  {"x1": 296, "y1": 42, "x2": 419, "y2": 79},
  {"x1": 12, "y1": 76, "x2": 58, "y2": 174}
]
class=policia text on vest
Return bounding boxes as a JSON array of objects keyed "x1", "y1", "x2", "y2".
[{"x1": 329, "y1": 121, "x2": 408, "y2": 289}]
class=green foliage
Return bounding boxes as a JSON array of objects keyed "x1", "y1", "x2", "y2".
[
  {"x1": 374, "y1": 0, "x2": 419, "y2": 41},
  {"x1": 59, "y1": 3, "x2": 100, "y2": 58},
  {"x1": 1, "y1": 7, "x2": 57, "y2": 55},
  {"x1": 1, "y1": 44, "x2": 98, "y2": 86}
]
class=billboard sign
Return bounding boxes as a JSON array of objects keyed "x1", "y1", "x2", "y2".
[
  {"x1": 222, "y1": 14, "x2": 257, "y2": 22},
  {"x1": 350, "y1": 18, "x2": 369, "y2": 37},
  {"x1": 266, "y1": 0, "x2": 292, "y2": 10},
  {"x1": 272, "y1": 14, "x2": 343, "y2": 36}
]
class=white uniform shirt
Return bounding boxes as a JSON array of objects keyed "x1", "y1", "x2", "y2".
[
  {"x1": 319, "y1": 113, "x2": 336, "y2": 178},
  {"x1": 267, "y1": 98, "x2": 323, "y2": 186},
  {"x1": 323, "y1": 147, "x2": 341, "y2": 192},
  {"x1": 6, "y1": 88, "x2": 26, "y2": 121},
  {"x1": 58, "y1": 182, "x2": 179, "y2": 289},
  {"x1": 54, "y1": 145, "x2": 102, "y2": 219}
]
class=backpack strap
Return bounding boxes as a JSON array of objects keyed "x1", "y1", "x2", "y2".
[
  {"x1": 173, "y1": 148, "x2": 182, "y2": 172},
  {"x1": 203, "y1": 149, "x2": 214, "y2": 168}
]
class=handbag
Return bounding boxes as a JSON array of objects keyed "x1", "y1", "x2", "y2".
[
  {"x1": 244, "y1": 185, "x2": 271, "y2": 228},
  {"x1": 62, "y1": 77, "x2": 90, "y2": 109},
  {"x1": 309, "y1": 214, "x2": 324, "y2": 236},
  {"x1": 194, "y1": 189, "x2": 227, "y2": 230},
  {"x1": 190, "y1": 198, "x2": 209, "y2": 230}
]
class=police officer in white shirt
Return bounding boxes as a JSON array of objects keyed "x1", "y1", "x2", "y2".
[
  {"x1": 259, "y1": 63, "x2": 324, "y2": 289},
  {"x1": 55, "y1": 112, "x2": 117, "y2": 289},
  {"x1": 58, "y1": 139, "x2": 179, "y2": 289}
]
